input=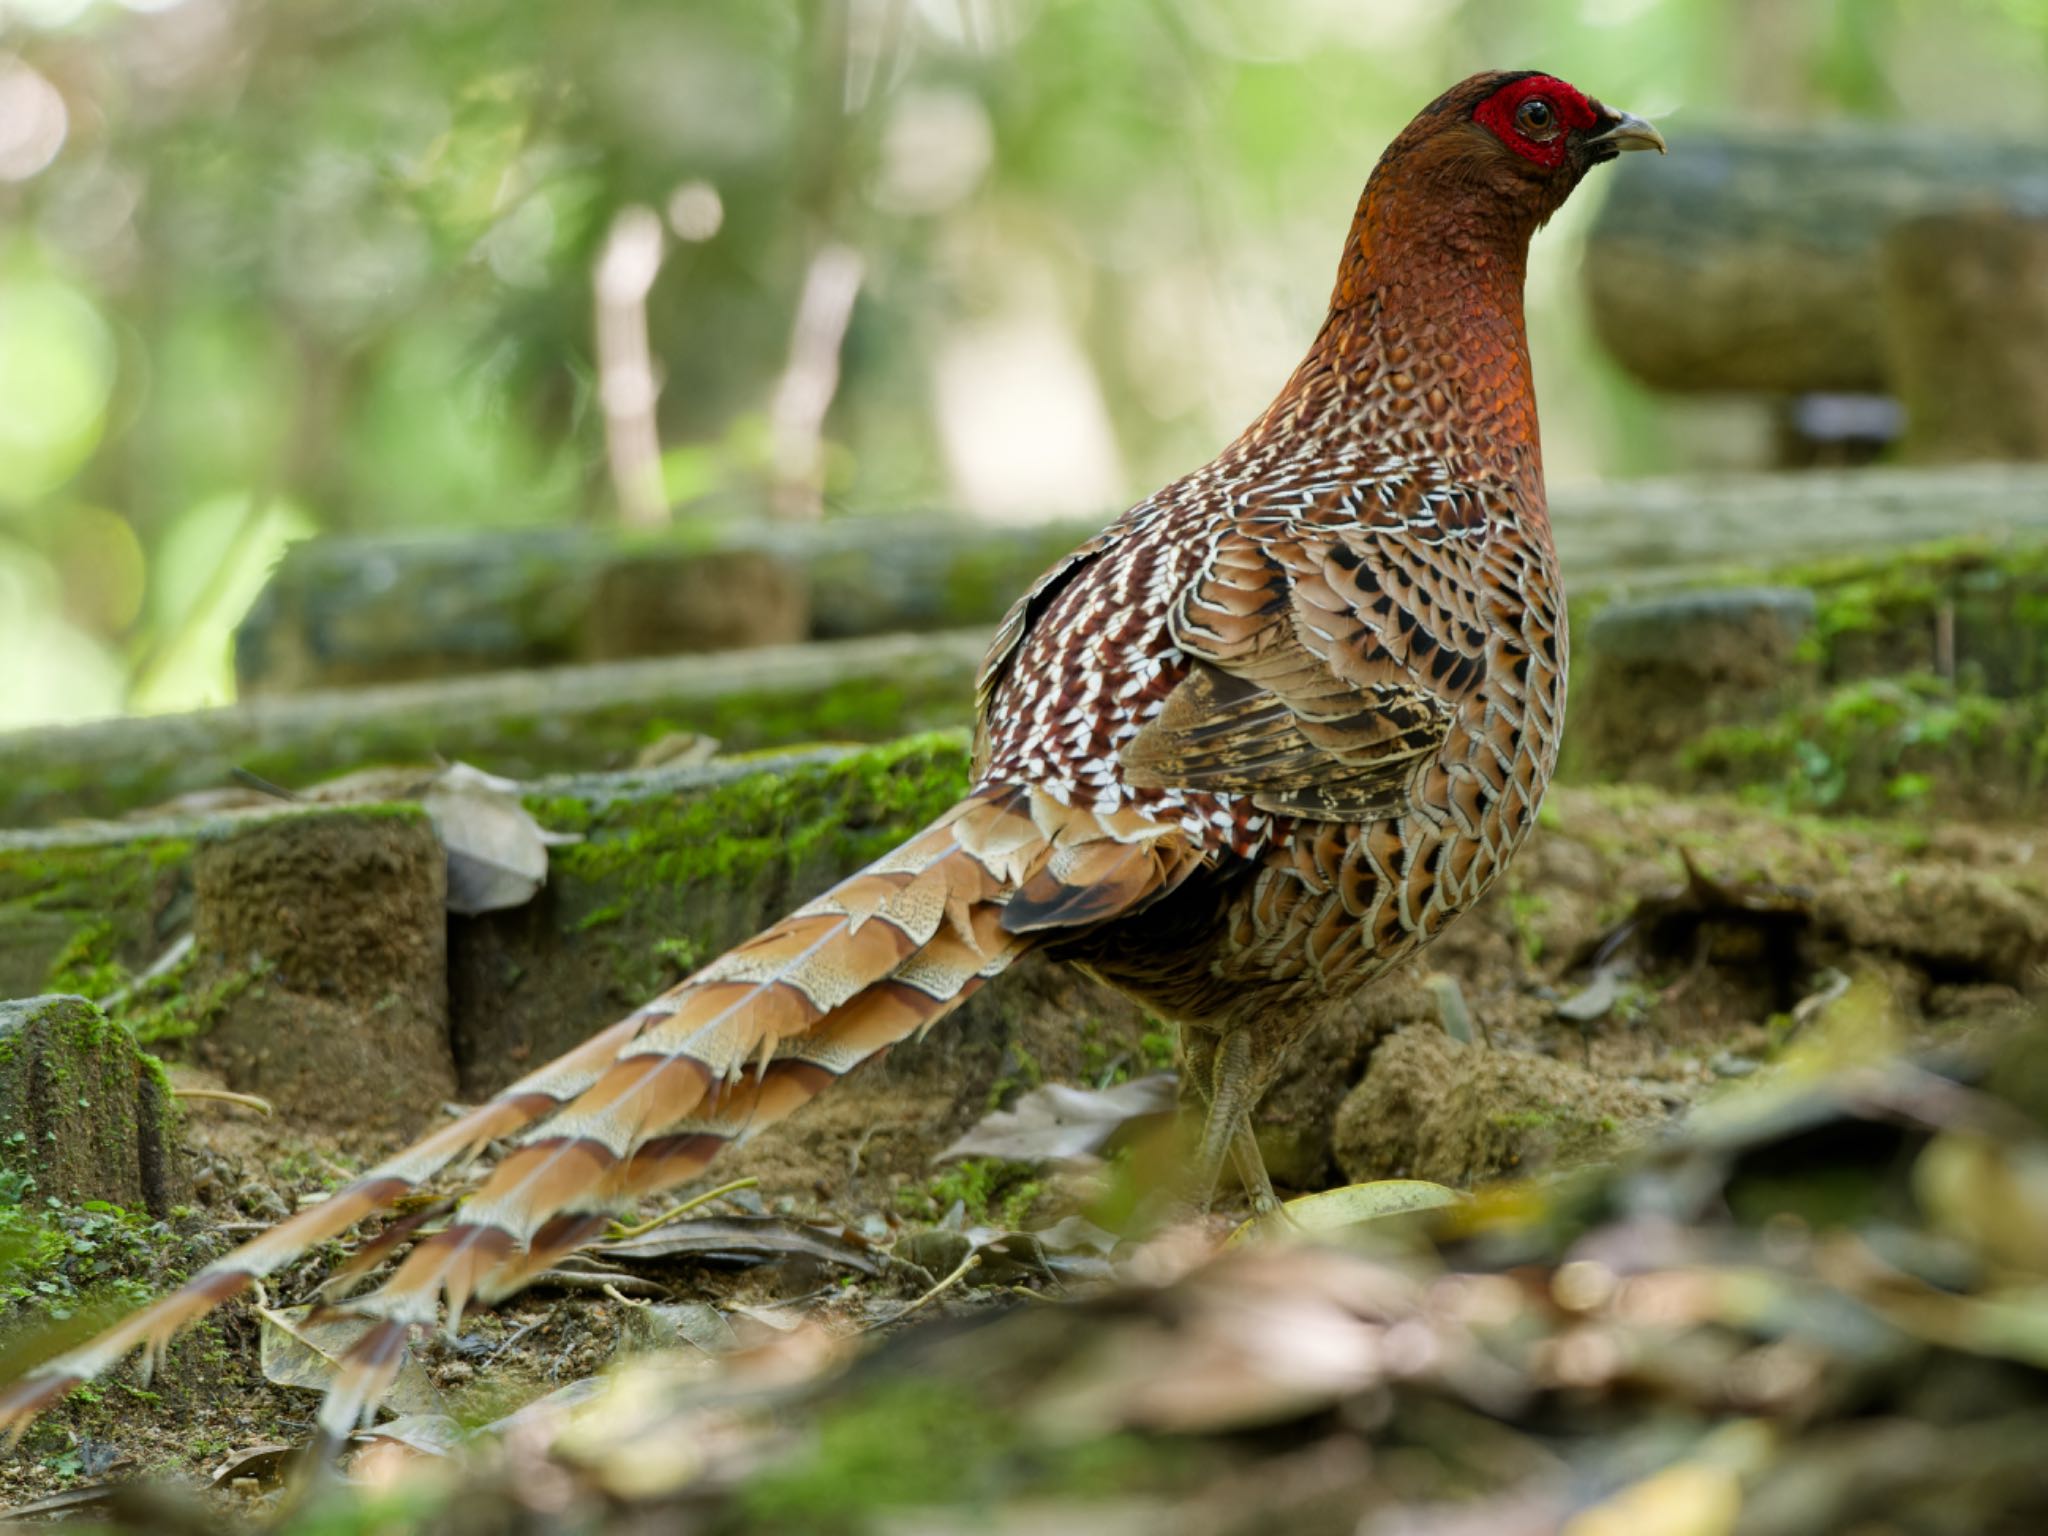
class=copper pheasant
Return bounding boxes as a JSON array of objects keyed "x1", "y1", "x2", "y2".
[{"x1": 0, "y1": 71, "x2": 1663, "y2": 1439}]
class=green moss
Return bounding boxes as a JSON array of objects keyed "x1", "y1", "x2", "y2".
[
  {"x1": 652, "y1": 935, "x2": 705, "y2": 974},
  {"x1": 1576, "y1": 538, "x2": 2048, "y2": 695},
  {"x1": 1139, "y1": 1020, "x2": 1178, "y2": 1072},
  {"x1": 451, "y1": 736, "x2": 982, "y2": 1076},
  {"x1": 689, "y1": 675, "x2": 967, "y2": 754},
  {"x1": 1789, "y1": 540, "x2": 2048, "y2": 694},
  {"x1": 1490, "y1": 1108, "x2": 1560, "y2": 1133},
  {"x1": 739, "y1": 1377, "x2": 1177, "y2": 1532},
  {"x1": 1764, "y1": 538, "x2": 2048, "y2": 662},
  {"x1": 575, "y1": 902, "x2": 627, "y2": 932},
  {"x1": 1505, "y1": 889, "x2": 1551, "y2": 963},
  {"x1": 1076, "y1": 1018, "x2": 1147, "y2": 1085},
  {"x1": 0, "y1": 1198, "x2": 169, "y2": 1321},
  {"x1": 7, "y1": 658, "x2": 973, "y2": 826},
  {"x1": 550, "y1": 733, "x2": 971, "y2": 896},
  {"x1": 1567, "y1": 537, "x2": 2048, "y2": 812},
  {"x1": 43, "y1": 922, "x2": 127, "y2": 999},
  {"x1": 121, "y1": 954, "x2": 270, "y2": 1046},
  {"x1": 1683, "y1": 675, "x2": 2048, "y2": 815},
  {"x1": 927, "y1": 530, "x2": 1077, "y2": 629},
  {"x1": 0, "y1": 996, "x2": 181, "y2": 1221},
  {"x1": 0, "y1": 834, "x2": 193, "y2": 1002},
  {"x1": 894, "y1": 1158, "x2": 1044, "y2": 1228},
  {"x1": 985, "y1": 1038, "x2": 1046, "y2": 1110},
  {"x1": 0, "y1": 1197, "x2": 250, "y2": 1483}
]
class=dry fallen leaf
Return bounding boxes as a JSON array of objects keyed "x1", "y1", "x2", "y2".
[
  {"x1": 940, "y1": 1074, "x2": 1179, "y2": 1166},
  {"x1": 1230, "y1": 1180, "x2": 1466, "y2": 1246},
  {"x1": 632, "y1": 731, "x2": 721, "y2": 770},
  {"x1": 354, "y1": 1413, "x2": 466, "y2": 1458},
  {"x1": 422, "y1": 762, "x2": 580, "y2": 915},
  {"x1": 256, "y1": 1304, "x2": 443, "y2": 1417},
  {"x1": 1555, "y1": 967, "x2": 1627, "y2": 1024},
  {"x1": 139, "y1": 759, "x2": 581, "y2": 915},
  {"x1": 617, "y1": 1301, "x2": 744, "y2": 1357},
  {"x1": 207, "y1": 1443, "x2": 298, "y2": 1489},
  {"x1": 593, "y1": 1214, "x2": 889, "y2": 1276}
]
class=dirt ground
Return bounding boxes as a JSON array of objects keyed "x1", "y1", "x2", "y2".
[{"x1": 1, "y1": 779, "x2": 2043, "y2": 1520}]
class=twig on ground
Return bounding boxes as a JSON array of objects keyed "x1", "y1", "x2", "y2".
[
  {"x1": 532, "y1": 1269, "x2": 668, "y2": 1297},
  {"x1": 173, "y1": 1087, "x2": 275, "y2": 1116},
  {"x1": 867, "y1": 1251, "x2": 980, "y2": 1332},
  {"x1": 605, "y1": 1177, "x2": 761, "y2": 1241},
  {"x1": 486, "y1": 1319, "x2": 545, "y2": 1361}
]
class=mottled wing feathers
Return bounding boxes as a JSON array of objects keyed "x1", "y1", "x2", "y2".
[
  {"x1": 1121, "y1": 462, "x2": 1501, "y2": 821},
  {"x1": 1121, "y1": 655, "x2": 1447, "y2": 819}
]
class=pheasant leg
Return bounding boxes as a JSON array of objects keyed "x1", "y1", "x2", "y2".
[
  {"x1": 1186, "y1": 1028, "x2": 1280, "y2": 1212},
  {"x1": 1231, "y1": 1122, "x2": 1283, "y2": 1217}
]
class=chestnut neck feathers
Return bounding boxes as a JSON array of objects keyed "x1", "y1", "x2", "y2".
[{"x1": 1252, "y1": 76, "x2": 1590, "y2": 496}]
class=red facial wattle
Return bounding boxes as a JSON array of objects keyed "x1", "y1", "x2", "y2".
[{"x1": 1472, "y1": 74, "x2": 1601, "y2": 169}]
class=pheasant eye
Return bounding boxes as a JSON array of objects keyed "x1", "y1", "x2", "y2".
[{"x1": 1515, "y1": 98, "x2": 1558, "y2": 138}]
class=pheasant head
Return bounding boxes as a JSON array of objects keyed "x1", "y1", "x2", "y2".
[
  {"x1": 1372, "y1": 72, "x2": 1665, "y2": 239},
  {"x1": 1298, "y1": 71, "x2": 1664, "y2": 485}
]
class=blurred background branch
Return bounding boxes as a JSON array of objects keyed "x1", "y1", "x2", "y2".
[
  {"x1": 594, "y1": 205, "x2": 670, "y2": 529},
  {"x1": 770, "y1": 243, "x2": 865, "y2": 523}
]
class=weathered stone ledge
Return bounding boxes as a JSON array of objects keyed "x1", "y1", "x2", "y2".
[
  {"x1": 1585, "y1": 124, "x2": 2048, "y2": 395},
  {"x1": 11, "y1": 513, "x2": 2048, "y2": 842},
  {"x1": 231, "y1": 466, "x2": 2048, "y2": 695},
  {"x1": 0, "y1": 629, "x2": 987, "y2": 828},
  {"x1": 1566, "y1": 538, "x2": 2048, "y2": 813},
  {"x1": 234, "y1": 514, "x2": 1086, "y2": 695}
]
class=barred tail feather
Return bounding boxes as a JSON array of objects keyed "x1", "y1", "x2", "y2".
[
  {"x1": 343, "y1": 798, "x2": 1039, "y2": 1333},
  {"x1": 313, "y1": 1319, "x2": 411, "y2": 1444},
  {"x1": 0, "y1": 1010, "x2": 650, "y2": 1443},
  {"x1": 0, "y1": 784, "x2": 1200, "y2": 1442}
]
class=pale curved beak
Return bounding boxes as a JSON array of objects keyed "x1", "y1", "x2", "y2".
[{"x1": 1586, "y1": 105, "x2": 1667, "y2": 157}]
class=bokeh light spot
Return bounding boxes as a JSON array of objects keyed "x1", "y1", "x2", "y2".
[
  {"x1": 0, "y1": 275, "x2": 115, "y2": 506},
  {"x1": 666, "y1": 180, "x2": 723, "y2": 243},
  {"x1": 52, "y1": 503, "x2": 147, "y2": 633},
  {"x1": 0, "y1": 56, "x2": 66, "y2": 182}
]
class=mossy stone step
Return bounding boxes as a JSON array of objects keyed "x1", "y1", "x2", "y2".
[
  {"x1": 0, "y1": 996, "x2": 180, "y2": 1216},
  {"x1": 0, "y1": 630, "x2": 987, "y2": 829},
  {"x1": 188, "y1": 808, "x2": 454, "y2": 1129},
  {"x1": 235, "y1": 515, "x2": 1089, "y2": 695},
  {"x1": 1564, "y1": 538, "x2": 2048, "y2": 813}
]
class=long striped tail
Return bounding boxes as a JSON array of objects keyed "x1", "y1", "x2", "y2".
[{"x1": 0, "y1": 785, "x2": 1198, "y2": 1444}]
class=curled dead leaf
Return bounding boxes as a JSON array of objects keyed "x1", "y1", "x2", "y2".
[
  {"x1": 940, "y1": 1074, "x2": 1178, "y2": 1166},
  {"x1": 594, "y1": 1214, "x2": 888, "y2": 1276},
  {"x1": 422, "y1": 763, "x2": 580, "y2": 915},
  {"x1": 257, "y1": 1304, "x2": 442, "y2": 1418}
]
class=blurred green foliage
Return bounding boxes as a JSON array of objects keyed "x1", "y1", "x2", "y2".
[{"x1": 1, "y1": 0, "x2": 2046, "y2": 724}]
